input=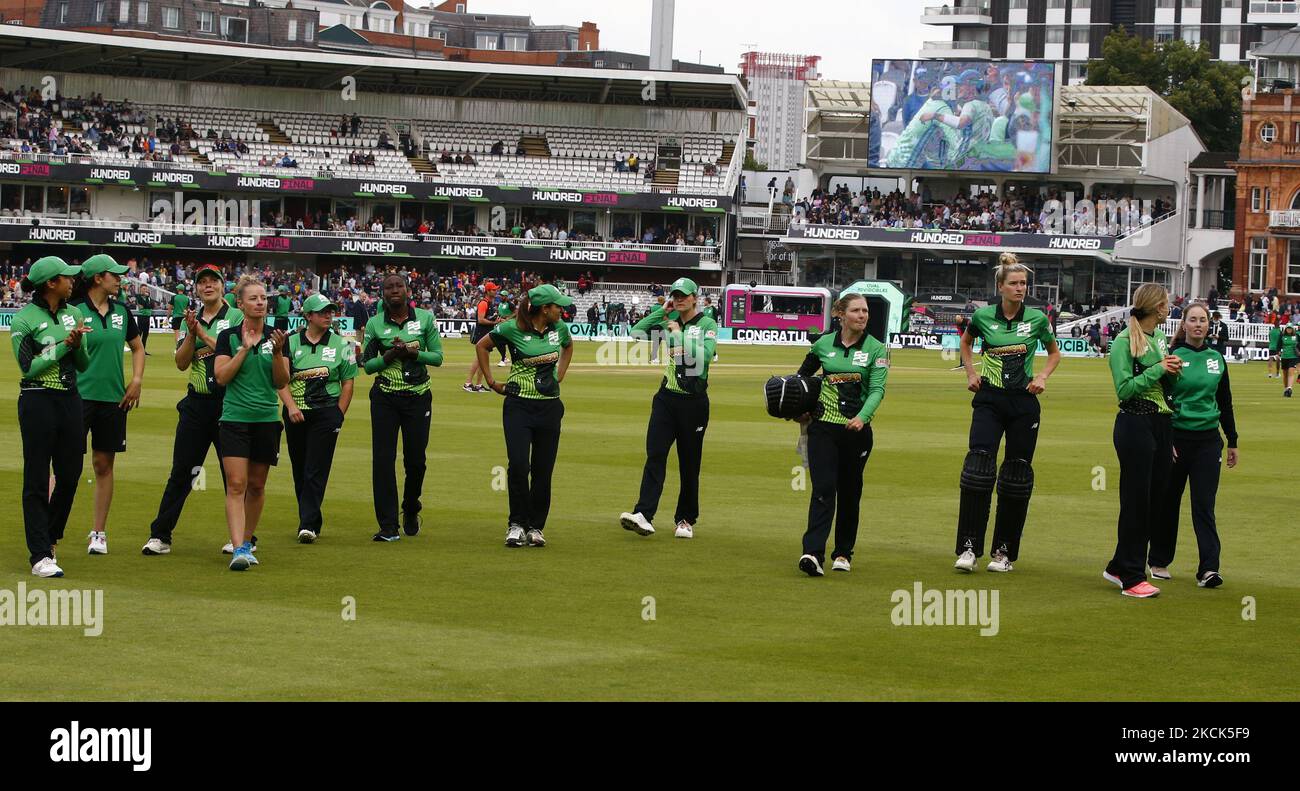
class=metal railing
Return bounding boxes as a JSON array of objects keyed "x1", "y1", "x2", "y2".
[
  {"x1": 1250, "y1": 1, "x2": 1298, "y2": 13},
  {"x1": 922, "y1": 40, "x2": 991, "y2": 51},
  {"x1": 922, "y1": 3, "x2": 991, "y2": 17},
  {"x1": 1197, "y1": 210, "x2": 1235, "y2": 231}
]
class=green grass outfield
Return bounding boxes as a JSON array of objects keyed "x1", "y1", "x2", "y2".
[{"x1": 0, "y1": 340, "x2": 1296, "y2": 702}]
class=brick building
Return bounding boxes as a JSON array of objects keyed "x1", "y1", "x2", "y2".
[{"x1": 1233, "y1": 29, "x2": 1300, "y2": 299}]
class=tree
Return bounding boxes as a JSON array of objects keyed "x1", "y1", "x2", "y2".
[
  {"x1": 1086, "y1": 28, "x2": 1249, "y2": 153},
  {"x1": 742, "y1": 150, "x2": 768, "y2": 172}
]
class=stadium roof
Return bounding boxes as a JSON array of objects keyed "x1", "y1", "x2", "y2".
[
  {"x1": 0, "y1": 25, "x2": 745, "y2": 110},
  {"x1": 1059, "y1": 85, "x2": 1188, "y2": 138},
  {"x1": 806, "y1": 80, "x2": 872, "y2": 113},
  {"x1": 1249, "y1": 26, "x2": 1300, "y2": 59}
]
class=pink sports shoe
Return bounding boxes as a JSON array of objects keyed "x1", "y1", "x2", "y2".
[{"x1": 1122, "y1": 581, "x2": 1161, "y2": 599}]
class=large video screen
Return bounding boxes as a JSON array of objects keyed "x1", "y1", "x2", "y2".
[{"x1": 868, "y1": 60, "x2": 1056, "y2": 173}]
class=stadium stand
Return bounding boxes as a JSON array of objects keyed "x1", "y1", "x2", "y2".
[{"x1": 2, "y1": 86, "x2": 738, "y2": 195}]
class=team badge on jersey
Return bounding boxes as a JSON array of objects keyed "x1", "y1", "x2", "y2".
[
  {"x1": 1016, "y1": 322, "x2": 1032, "y2": 337},
  {"x1": 547, "y1": 331, "x2": 560, "y2": 344},
  {"x1": 405, "y1": 321, "x2": 420, "y2": 335},
  {"x1": 1206, "y1": 358, "x2": 1221, "y2": 375},
  {"x1": 60, "y1": 314, "x2": 76, "y2": 330},
  {"x1": 111, "y1": 314, "x2": 124, "y2": 330},
  {"x1": 852, "y1": 350, "x2": 871, "y2": 366},
  {"x1": 322, "y1": 347, "x2": 337, "y2": 362}
]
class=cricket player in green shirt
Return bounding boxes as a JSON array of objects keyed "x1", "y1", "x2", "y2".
[
  {"x1": 170, "y1": 283, "x2": 190, "y2": 343},
  {"x1": 214, "y1": 276, "x2": 290, "y2": 571},
  {"x1": 492, "y1": 297, "x2": 514, "y2": 367},
  {"x1": 277, "y1": 294, "x2": 358, "y2": 544},
  {"x1": 475, "y1": 284, "x2": 574, "y2": 548},
  {"x1": 1150, "y1": 303, "x2": 1238, "y2": 589},
  {"x1": 224, "y1": 281, "x2": 239, "y2": 310},
  {"x1": 1104, "y1": 284, "x2": 1181, "y2": 599},
  {"x1": 701, "y1": 295, "x2": 720, "y2": 362},
  {"x1": 362, "y1": 274, "x2": 444, "y2": 541},
  {"x1": 1280, "y1": 324, "x2": 1299, "y2": 397},
  {"x1": 1266, "y1": 319, "x2": 1281, "y2": 379},
  {"x1": 792, "y1": 292, "x2": 890, "y2": 577},
  {"x1": 134, "y1": 283, "x2": 153, "y2": 354},
  {"x1": 271, "y1": 284, "x2": 292, "y2": 329},
  {"x1": 142, "y1": 264, "x2": 245, "y2": 557},
  {"x1": 11, "y1": 256, "x2": 90, "y2": 578},
  {"x1": 954, "y1": 254, "x2": 1061, "y2": 574},
  {"x1": 619, "y1": 278, "x2": 719, "y2": 540},
  {"x1": 71, "y1": 254, "x2": 146, "y2": 556}
]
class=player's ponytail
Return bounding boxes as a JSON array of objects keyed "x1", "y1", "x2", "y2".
[
  {"x1": 515, "y1": 293, "x2": 539, "y2": 332},
  {"x1": 1128, "y1": 283, "x2": 1169, "y2": 358}
]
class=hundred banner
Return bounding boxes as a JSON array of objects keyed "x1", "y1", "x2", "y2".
[
  {"x1": 785, "y1": 224, "x2": 1115, "y2": 256},
  {"x1": 0, "y1": 223, "x2": 705, "y2": 269},
  {"x1": 0, "y1": 159, "x2": 731, "y2": 212}
]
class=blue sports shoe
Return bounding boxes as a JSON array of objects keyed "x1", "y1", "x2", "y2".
[
  {"x1": 243, "y1": 542, "x2": 260, "y2": 566},
  {"x1": 229, "y1": 547, "x2": 252, "y2": 572}
]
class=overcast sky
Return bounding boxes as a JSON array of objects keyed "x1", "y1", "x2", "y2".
[{"x1": 407, "y1": 0, "x2": 932, "y2": 80}]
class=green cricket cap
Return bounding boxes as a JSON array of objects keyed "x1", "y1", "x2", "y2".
[
  {"x1": 528, "y1": 284, "x2": 573, "y2": 307},
  {"x1": 26, "y1": 256, "x2": 81, "y2": 286},
  {"x1": 301, "y1": 294, "x2": 339, "y2": 314},
  {"x1": 81, "y1": 254, "x2": 129, "y2": 277},
  {"x1": 669, "y1": 277, "x2": 698, "y2": 296}
]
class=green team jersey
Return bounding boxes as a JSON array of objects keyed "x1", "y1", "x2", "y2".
[
  {"x1": 178, "y1": 303, "x2": 243, "y2": 397},
  {"x1": 215, "y1": 322, "x2": 282, "y2": 423},
  {"x1": 701, "y1": 306, "x2": 719, "y2": 323},
  {"x1": 275, "y1": 294, "x2": 291, "y2": 319},
  {"x1": 965, "y1": 302, "x2": 1055, "y2": 392},
  {"x1": 286, "y1": 329, "x2": 358, "y2": 410},
  {"x1": 799, "y1": 330, "x2": 890, "y2": 425},
  {"x1": 9, "y1": 301, "x2": 90, "y2": 392},
  {"x1": 1268, "y1": 325, "x2": 1281, "y2": 353},
  {"x1": 887, "y1": 97, "x2": 962, "y2": 169},
  {"x1": 490, "y1": 319, "x2": 571, "y2": 400},
  {"x1": 71, "y1": 297, "x2": 139, "y2": 403},
  {"x1": 171, "y1": 293, "x2": 190, "y2": 318},
  {"x1": 224, "y1": 293, "x2": 238, "y2": 310},
  {"x1": 1109, "y1": 327, "x2": 1174, "y2": 415},
  {"x1": 497, "y1": 303, "x2": 513, "y2": 320},
  {"x1": 1170, "y1": 342, "x2": 1238, "y2": 447},
  {"x1": 632, "y1": 306, "x2": 719, "y2": 395},
  {"x1": 136, "y1": 292, "x2": 153, "y2": 317},
  {"x1": 362, "y1": 305, "x2": 444, "y2": 395},
  {"x1": 1281, "y1": 333, "x2": 1300, "y2": 360}
]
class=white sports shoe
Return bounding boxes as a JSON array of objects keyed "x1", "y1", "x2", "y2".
[
  {"x1": 505, "y1": 525, "x2": 526, "y2": 548},
  {"x1": 87, "y1": 531, "x2": 108, "y2": 555},
  {"x1": 954, "y1": 550, "x2": 978, "y2": 572},
  {"x1": 1150, "y1": 567, "x2": 1172, "y2": 580},
  {"x1": 496, "y1": 360, "x2": 509, "y2": 367},
  {"x1": 831, "y1": 557, "x2": 851, "y2": 573},
  {"x1": 987, "y1": 553, "x2": 1014, "y2": 573},
  {"x1": 141, "y1": 538, "x2": 171, "y2": 556},
  {"x1": 31, "y1": 557, "x2": 64, "y2": 578},
  {"x1": 674, "y1": 521, "x2": 694, "y2": 539},
  {"x1": 620, "y1": 512, "x2": 655, "y2": 537},
  {"x1": 298, "y1": 530, "x2": 317, "y2": 544},
  {"x1": 222, "y1": 542, "x2": 258, "y2": 555}
]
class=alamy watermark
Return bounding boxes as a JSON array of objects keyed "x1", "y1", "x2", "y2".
[
  {"x1": 891, "y1": 582, "x2": 999, "y2": 637},
  {"x1": 0, "y1": 583, "x2": 104, "y2": 637}
]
